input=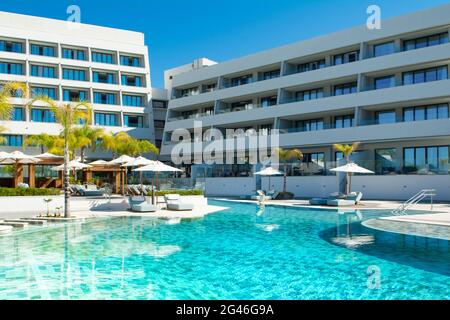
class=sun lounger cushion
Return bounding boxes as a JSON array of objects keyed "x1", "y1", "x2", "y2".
[
  {"x1": 164, "y1": 194, "x2": 194, "y2": 211},
  {"x1": 131, "y1": 202, "x2": 158, "y2": 212},
  {"x1": 327, "y1": 199, "x2": 356, "y2": 207},
  {"x1": 309, "y1": 198, "x2": 329, "y2": 205}
]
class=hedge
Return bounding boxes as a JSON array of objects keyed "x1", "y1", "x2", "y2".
[
  {"x1": 156, "y1": 189, "x2": 204, "y2": 196},
  {"x1": 0, "y1": 188, "x2": 62, "y2": 197}
]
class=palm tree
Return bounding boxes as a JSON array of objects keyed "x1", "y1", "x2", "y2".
[
  {"x1": 276, "y1": 148, "x2": 303, "y2": 193},
  {"x1": 71, "y1": 126, "x2": 105, "y2": 163},
  {"x1": 100, "y1": 132, "x2": 158, "y2": 158},
  {"x1": 24, "y1": 133, "x2": 63, "y2": 155},
  {"x1": 0, "y1": 82, "x2": 27, "y2": 145},
  {"x1": 28, "y1": 96, "x2": 91, "y2": 218},
  {"x1": 333, "y1": 142, "x2": 361, "y2": 195}
]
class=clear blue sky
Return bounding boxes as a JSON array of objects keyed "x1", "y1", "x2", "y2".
[{"x1": 1, "y1": 0, "x2": 449, "y2": 88}]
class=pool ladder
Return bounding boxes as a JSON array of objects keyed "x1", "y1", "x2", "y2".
[{"x1": 391, "y1": 189, "x2": 436, "y2": 215}]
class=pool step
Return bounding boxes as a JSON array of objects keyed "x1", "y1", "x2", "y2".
[
  {"x1": 32, "y1": 217, "x2": 85, "y2": 223},
  {"x1": 0, "y1": 225, "x2": 13, "y2": 235},
  {"x1": 0, "y1": 221, "x2": 29, "y2": 229},
  {"x1": 6, "y1": 219, "x2": 48, "y2": 226}
]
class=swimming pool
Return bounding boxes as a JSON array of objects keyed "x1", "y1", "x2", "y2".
[{"x1": 0, "y1": 200, "x2": 448, "y2": 300}]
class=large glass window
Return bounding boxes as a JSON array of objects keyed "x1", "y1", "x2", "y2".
[
  {"x1": 94, "y1": 113, "x2": 118, "y2": 126},
  {"x1": 63, "y1": 89, "x2": 87, "y2": 102},
  {"x1": 31, "y1": 109, "x2": 56, "y2": 123},
  {"x1": 230, "y1": 75, "x2": 252, "y2": 87},
  {"x1": 403, "y1": 104, "x2": 449, "y2": 122},
  {"x1": 403, "y1": 66, "x2": 448, "y2": 85},
  {"x1": 121, "y1": 75, "x2": 143, "y2": 87},
  {"x1": 152, "y1": 100, "x2": 167, "y2": 109},
  {"x1": 296, "y1": 88, "x2": 324, "y2": 101},
  {"x1": 123, "y1": 94, "x2": 143, "y2": 107},
  {"x1": 296, "y1": 119, "x2": 324, "y2": 132},
  {"x1": 296, "y1": 153, "x2": 325, "y2": 176},
  {"x1": 334, "y1": 115, "x2": 354, "y2": 128},
  {"x1": 180, "y1": 87, "x2": 199, "y2": 97},
  {"x1": 94, "y1": 92, "x2": 116, "y2": 105},
  {"x1": 262, "y1": 70, "x2": 280, "y2": 80},
  {"x1": 63, "y1": 68, "x2": 86, "y2": 81},
  {"x1": 297, "y1": 60, "x2": 326, "y2": 73},
  {"x1": 403, "y1": 32, "x2": 449, "y2": 51},
  {"x1": 0, "y1": 40, "x2": 23, "y2": 53},
  {"x1": 1, "y1": 135, "x2": 22, "y2": 147},
  {"x1": 30, "y1": 44, "x2": 56, "y2": 57},
  {"x1": 374, "y1": 75, "x2": 395, "y2": 89},
  {"x1": 403, "y1": 146, "x2": 449, "y2": 174},
  {"x1": 375, "y1": 148, "x2": 398, "y2": 175},
  {"x1": 0, "y1": 62, "x2": 23, "y2": 75},
  {"x1": 261, "y1": 95, "x2": 277, "y2": 107},
  {"x1": 93, "y1": 71, "x2": 116, "y2": 84},
  {"x1": 376, "y1": 110, "x2": 396, "y2": 124},
  {"x1": 62, "y1": 48, "x2": 86, "y2": 61},
  {"x1": 123, "y1": 115, "x2": 145, "y2": 128},
  {"x1": 120, "y1": 55, "x2": 141, "y2": 67},
  {"x1": 92, "y1": 51, "x2": 114, "y2": 64},
  {"x1": 30, "y1": 65, "x2": 56, "y2": 78},
  {"x1": 334, "y1": 51, "x2": 359, "y2": 65},
  {"x1": 373, "y1": 41, "x2": 396, "y2": 57},
  {"x1": 334, "y1": 82, "x2": 357, "y2": 96},
  {"x1": 31, "y1": 87, "x2": 56, "y2": 99},
  {"x1": 11, "y1": 107, "x2": 24, "y2": 121}
]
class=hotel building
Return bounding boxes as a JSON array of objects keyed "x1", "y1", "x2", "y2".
[
  {"x1": 161, "y1": 5, "x2": 450, "y2": 200},
  {"x1": 0, "y1": 11, "x2": 157, "y2": 159}
]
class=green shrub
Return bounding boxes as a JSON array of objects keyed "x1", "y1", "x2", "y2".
[
  {"x1": 0, "y1": 188, "x2": 62, "y2": 197},
  {"x1": 156, "y1": 189, "x2": 204, "y2": 196}
]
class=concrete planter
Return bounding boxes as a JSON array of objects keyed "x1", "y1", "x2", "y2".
[{"x1": 0, "y1": 195, "x2": 64, "y2": 216}]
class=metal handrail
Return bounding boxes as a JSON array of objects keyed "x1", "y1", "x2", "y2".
[{"x1": 392, "y1": 189, "x2": 436, "y2": 215}]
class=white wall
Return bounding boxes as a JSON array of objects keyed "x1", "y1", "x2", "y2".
[{"x1": 205, "y1": 177, "x2": 255, "y2": 196}]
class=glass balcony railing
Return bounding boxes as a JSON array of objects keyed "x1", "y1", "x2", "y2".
[{"x1": 167, "y1": 112, "x2": 215, "y2": 122}]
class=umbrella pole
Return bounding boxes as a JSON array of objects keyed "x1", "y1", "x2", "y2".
[
  {"x1": 140, "y1": 171, "x2": 143, "y2": 196},
  {"x1": 151, "y1": 175, "x2": 155, "y2": 205}
]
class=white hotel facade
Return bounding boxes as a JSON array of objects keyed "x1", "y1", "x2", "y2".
[
  {"x1": 0, "y1": 11, "x2": 163, "y2": 159},
  {"x1": 161, "y1": 5, "x2": 450, "y2": 201}
]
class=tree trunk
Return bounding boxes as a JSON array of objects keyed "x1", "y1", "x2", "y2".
[
  {"x1": 81, "y1": 147, "x2": 85, "y2": 163},
  {"x1": 64, "y1": 134, "x2": 71, "y2": 218},
  {"x1": 283, "y1": 163, "x2": 287, "y2": 193}
]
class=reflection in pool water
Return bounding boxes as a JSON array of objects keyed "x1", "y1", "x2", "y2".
[{"x1": 0, "y1": 201, "x2": 448, "y2": 300}]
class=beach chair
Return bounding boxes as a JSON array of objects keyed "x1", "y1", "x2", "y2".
[{"x1": 164, "y1": 194, "x2": 194, "y2": 211}]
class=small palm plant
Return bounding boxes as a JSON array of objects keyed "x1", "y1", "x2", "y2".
[
  {"x1": 0, "y1": 82, "x2": 27, "y2": 145},
  {"x1": 28, "y1": 96, "x2": 92, "y2": 218},
  {"x1": 276, "y1": 148, "x2": 303, "y2": 196},
  {"x1": 333, "y1": 142, "x2": 361, "y2": 195}
]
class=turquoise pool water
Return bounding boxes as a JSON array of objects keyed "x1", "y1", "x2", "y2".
[{"x1": 0, "y1": 200, "x2": 449, "y2": 300}]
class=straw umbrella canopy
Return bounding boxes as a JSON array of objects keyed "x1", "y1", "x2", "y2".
[
  {"x1": 35, "y1": 153, "x2": 64, "y2": 160},
  {"x1": 52, "y1": 160, "x2": 92, "y2": 171},
  {"x1": 122, "y1": 157, "x2": 155, "y2": 196},
  {"x1": 330, "y1": 163, "x2": 374, "y2": 194},
  {"x1": 89, "y1": 160, "x2": 109, "y2": 166},
  {"x1": 134, "y1": 161, "x2": 182, "y2": 204},
  {"x1": 254, "y1": 167, "x2": 283, "y2": 192}
]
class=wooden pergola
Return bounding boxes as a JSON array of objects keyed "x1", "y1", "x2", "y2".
[
  {"x1": 11, "y1": 158, "x2": 64, "y2": 188},
  {"x1": 82, "y1": 164, "x2": 126, "y2": 194}
]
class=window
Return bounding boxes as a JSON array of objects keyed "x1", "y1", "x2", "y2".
[
  {"x1": 120, "y1": 55, "x2": 141, "y2": 67},
  {"x1": 334, "y1": 115, "x2": 354, "y2": 128},
  {"x1": 376, "y1": 110, "x2": 396, "y2": 124},
  {"x1": 1, "y1": 135, "x2": 22, "y2": 147},
  {"x1": 403, "y1": 104, "x2": 449, "y2": 122},
  {"x1": 63, "y1": 68, "x2": 86, "y2": 81},
  {"x1": 297, "y1": 60, "x2": 326, "y2": 73},
  {"x1": 62, "y1": 48, "x2": 86, "y2": 60},
  {"x1": 261, "y1": 95, "x2": 277, "y2": 107},
  {"x1": 93, "y1": 71, "x2": 116, "y2": 84},
  {"x1": 334, "y1": 51, "x2": 359, "y2": 65},
  {"x1": 374, "y1": 75, "x2": 395, "y2": 89},
  {"x1": 298, "y1": 153, "x2": 325, "y2": 176},
  {"x1": 403, "y1": 32, "x2": 449, "y2": 51},
  {"x1": 373, "y1": 41, "x2": 396, "y2": 57},
  {"x1": 123, "y1": 95, "x2": 143, "y2": 107},
  {"x1": 154, "y1": 120, "x2": 165, "y2": 128},
  {"x1": 230, "y1": 101, "x2": 253, "y2": 112},
  {"x1": 180, "y1": 87, "x2": 199, "y2": 97},
  {"x1": 31, "y1": 109, "x2": 56, "y2": 123},
  {"x1": 31, "y1": 87, "x2": 56, "y2": 99},
  {"x1": 121, "y1": 75, "x2": 143, "y2": 87},
  {"x1": 30, "y1": 44, "x2": 56, "y2": 57},
  {"x1": 153, "y1": 100, "x2": 167, "y2": 109},
  {"x1": 30, "y1": 65, "x2": 56, "y2": 78},
  {"x1": 375, "y1": 148, "x2": 398, "y2": 175},
  {"x1": 0, "y1": 62, "x2": 23, "y2": 75},
  {"x1": 203, "y1": 83, "x2": 217, "y2": 93},
  {"x1": 63, "y1": 89, "x2": 87, "y2": 102},
  {"x1": 296, "y1": 88, "x2": 324, "y2": 101},
  {"x1": 94, "y1": 113, "x2": 118, "y2": 126},
  {"x1": 231, "y1": 75, "x2": 252, "y2": 87},
  {"x1": 403, "y1": 146, "x2": 449, "y2": 174},
  {"x1": 11, "y1": 107, "x2": 24, "y2": 121},
  {"x1": 0, "y1": 40, "x2": 23, "y2": 53},
  {"x1": 92, "y1": 51, "x2": 114, "y2": 64},
  {"x1": 334, "y1": 82, "x2": 357, "y2": 96},
  {"x1": 296, "y1": 119, "x2": 324, "y2": 131},
  {"x1": 403, "y1": 66, "x2": 448, "y2": 85},
  {"x1": 262, "y1": 70, "x2": 280, "y2": 80},
  {"x1": 123, "y1": 115, "x2": 145, "y2": 128},
  {"x1": 94, "y1": 92, "x2": 116, "y2": 105}
]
